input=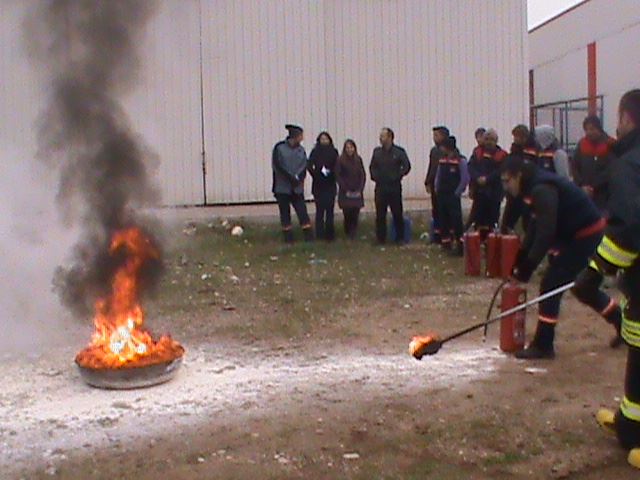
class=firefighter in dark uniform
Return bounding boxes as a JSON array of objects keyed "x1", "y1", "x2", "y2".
[
  {"x1": 501, "y1": 124, "x2": 539, "y2": 232},
  {"x1": 435, "y1": 136, "x2": 469, "y2": 256},
  {"x1": 272, "y1": 124, "x2": 314, "y2": 243},
  {"x1": 574, "y1": 90, "x2": 640, "y2": 469},
  {"x1": 425, "y1": 126, "x2": 449, "y2": 243},
  {"x1": 501, "y1": 156, "x2": 621, "y2": 359},
  {"x1": 468, "y1": 129, "x2": 508, "y2": 239}
]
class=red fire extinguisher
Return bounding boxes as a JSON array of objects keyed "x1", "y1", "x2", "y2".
[
  {"x1": 485, "y1": 230, "x2": 501, "y2": 278},
  {"x1": 500, "y1": 282, "x2": 527, "y2": 353},
  {"x1": 464, "y1": 228, "x2": 482, "y2": 276},
  {"x1": 500, "y1": 234, "x2": 521, "y2": 279}
]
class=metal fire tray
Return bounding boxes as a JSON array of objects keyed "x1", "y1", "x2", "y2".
[{"x1": 76, "y1": 357, "x2": 183, "y2": 390}]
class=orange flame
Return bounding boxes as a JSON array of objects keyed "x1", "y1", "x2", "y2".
[
  {"x1": 408, "y1": 334, "x2": 440, "y2": 359},
  {"x1": 75, "y1": 227, "x2": 184, "y2": 369}
]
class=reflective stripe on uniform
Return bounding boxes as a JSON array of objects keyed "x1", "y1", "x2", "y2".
[
  {"x1": 621, "y1": 396, "x2": 640, "y2": 422},
  {"x1": 597, "y1": 236, "x2": 638, "y2": 268},
  {"x1": 588, "y1": 259, "x2": 601, "y2": 272},
  {"x1": 622, "y1": 316, "x2": 640, "y2": 348},
  {"x1": 539, "y1": 315, "x2": 558, "y2": 324}
]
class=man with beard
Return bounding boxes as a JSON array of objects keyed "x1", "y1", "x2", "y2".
[
  {"x1": 272, "y1": 124, "x2": 314, "y2": 243},
  {"x1": 425, "y1": 126, "x2": 449, "y2": 243}
]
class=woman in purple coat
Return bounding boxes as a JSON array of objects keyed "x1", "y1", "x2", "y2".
[{"x1": 335, "y1": 139, "x2": 366, "y2": 239}]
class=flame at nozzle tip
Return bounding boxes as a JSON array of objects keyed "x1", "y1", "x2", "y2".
[{"x1": 408, "y1": 334, "x2": 440, "y2": 359}]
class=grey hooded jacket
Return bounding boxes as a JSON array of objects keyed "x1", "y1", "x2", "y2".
[{"x1": 534, "y1": 125, "x2": 570, "y2": 179}]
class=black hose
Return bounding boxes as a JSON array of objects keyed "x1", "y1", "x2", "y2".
[{"x1": 483, "y1": 279, "x2": 509, "y2": 340}]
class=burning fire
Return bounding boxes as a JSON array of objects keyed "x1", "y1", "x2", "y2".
[
  {"x1": 409, "y1": 334, "x2": 440, "y2": 359},
  {"x1": 75, "y1": 227, "x2": 184, "y2": 369}
]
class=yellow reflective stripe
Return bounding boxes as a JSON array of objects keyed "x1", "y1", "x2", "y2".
[
  {"x1": 597, "y1": 236, "x2": 638, "y2": 268},
  {"x1": 622, "y1": 314, "x2": 640, "y2": 347},
  {"x1": 621, "y1": 396, "x2": 640, "y2": 422},
  {"x1": 588, "y1": 259, "x2": 601, "y2": 273}
]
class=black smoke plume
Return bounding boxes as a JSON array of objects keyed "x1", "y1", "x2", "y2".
[{"x1": 24, "y1": 1, "x2": 163, "y2": 318}]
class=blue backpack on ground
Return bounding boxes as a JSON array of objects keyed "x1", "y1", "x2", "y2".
[{"x1": 389, "y1": 216, "x2": 412, "y2": 243}]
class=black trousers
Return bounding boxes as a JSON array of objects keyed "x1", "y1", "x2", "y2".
[
  {"x1": 430, "y1": 188, "x2": 440, "y2": 239},
  {"x1": 539, "y1": 232, "x2": 609, "y2": 321},
  {"x1": 314, "y1": 191, "x2": 336, "y2": 241},
  {"x1": 275, "y1": 193, "x2": 311, "y2": 230},
  {"x1": 471, "y1": 193, "x2": 502, "y2": 233},
  {"x1": 375, "y1": 189, "x2": 404, "y2": 244},
  {"x1": 342, "y1": 208, "x2": 360, "y2": 239},
  {"x1": 436, "y1": 191, "x2": 463, "y2": 243},
  {"x1": 615, "y1": 264, "x2": 640, "y2": 449}
]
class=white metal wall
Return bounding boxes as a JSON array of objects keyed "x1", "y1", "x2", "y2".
[
  {"x1": 530, "y1": 0, "x2": 640, "y2": 135},
  {"x1": 1, "y1": 0, "x2": 528, "y2": 206},
  {"x1": 123, "y1": 0, "x2": 205, "y2": 206},
  {"x1": 200, "y1": 0, "x2": 528, "y2": 203}
]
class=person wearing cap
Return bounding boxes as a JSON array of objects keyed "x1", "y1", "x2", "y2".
[
  {"x1": 468, "y1": 129, "x2": 508, "y2": 239},
  {"x1": 272, "y1": 124, "x2": 314, "y2": 243},
  {"x1": 425, "y1": 126, "x2": 450, "y2": 243},
  {"x1": 572, "y1": 115, "x2": 617, "y2": 213},
  {"x1": 435, "y1": 135, "x2": 469, "y2": 256},
  {"x1": 535, "y1": 124, "x2": 570, "y2": 179},
  {"x1": 370, "y1": 127, "x2": 411, "y2": 244}
]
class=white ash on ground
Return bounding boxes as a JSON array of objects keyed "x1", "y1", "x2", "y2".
[{"x1": 0, "y1": 342, "x2": 503, "y2": 476}]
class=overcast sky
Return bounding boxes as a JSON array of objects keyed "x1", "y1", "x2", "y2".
[{"x1": 528, "y1": 0, "x2": 582, "y2": 29}]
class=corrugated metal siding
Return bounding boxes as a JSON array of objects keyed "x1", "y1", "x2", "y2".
[
  {"x1": 530, "y1": 0, "x2": 640, "y2": 135},
  {"x1": 1, "y1": 0, "x2": 527, "y2": 206},
  {"x1": 200, "y1": 0, "x2": 330, "y2": 203},
  {"x1": 200, "y1": 0, "x2": 527, "y2": 203},
  {"x1": 125, "y1": 0, "x2": 204, "y2": 206},
  {"x1": 598, "y1": 22, "x2": 640, "y2": 134}
]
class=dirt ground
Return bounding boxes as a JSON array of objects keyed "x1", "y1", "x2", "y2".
[{"x1": 3, "y1": 212, "x2": 637, "y2": 479}]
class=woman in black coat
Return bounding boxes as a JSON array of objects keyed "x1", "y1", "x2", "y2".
[
  {"x1": 335, "y1": 139, "x2": 366, "y2": 239},
  {"x1": 308, "y1": 132, "x2": 339, "y2": 240}
]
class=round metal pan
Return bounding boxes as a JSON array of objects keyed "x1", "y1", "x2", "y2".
[{"x1": 76, "y1": 357, "x2": 183, "y2": 390}]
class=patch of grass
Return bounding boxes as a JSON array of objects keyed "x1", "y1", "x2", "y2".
[
  {"x1": 481, "y1": 451, "x2": 528, "y2": 467},
  {"x1": 146, "y1": 212, "x2": 478, "y2": 341}
]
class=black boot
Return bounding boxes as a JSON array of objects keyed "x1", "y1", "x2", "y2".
[{"x1": 515, "y1": 321, "x2": 556, "y2": 360}]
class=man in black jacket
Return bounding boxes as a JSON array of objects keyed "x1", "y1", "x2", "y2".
[
  {"x1": 574, "y1": 90, "x2": 640, "y2": 469},
  {"x1": 370, "y1": 127, "x2": 411, "y2": 244},
  {"x1": 501, "y1": 157, "x2": 620, "y2": 359},
  {"x1": 425, "y1": 126, "x2": 449, "y2": 243},
  {"x1": 272, "y1": 124, "x2": 314, "y2": 243}
]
